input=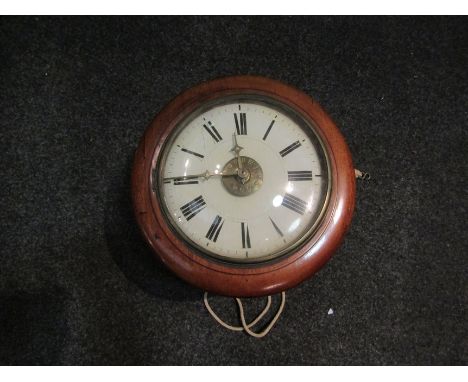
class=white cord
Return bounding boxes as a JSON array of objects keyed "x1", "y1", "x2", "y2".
[{"x1": 204, "y1": 291, "x2": 286, "y2": 338}]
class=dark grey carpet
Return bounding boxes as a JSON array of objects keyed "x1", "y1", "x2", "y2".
[{"x1": 0, "y1": 16, "x2": 467, "y2": 365}]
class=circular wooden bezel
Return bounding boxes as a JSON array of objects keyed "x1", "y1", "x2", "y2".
[{"x1": 131, "y1": 76, "x2": 355, "y2": 297}]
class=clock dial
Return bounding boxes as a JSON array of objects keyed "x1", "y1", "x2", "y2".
[
  {"x1": 133, "y1": 76, "x2": 356, "y2": 296},
  {"x1": 155, "y1": 97, "x2": 330, "y2": 263}
]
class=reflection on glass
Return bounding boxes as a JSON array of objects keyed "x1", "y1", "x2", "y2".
[
  {"x1": 288, "y1": 218, "x2": 301, "y2": 233},
  {"x1": 307, "y1": 196, "x2": 314, "y2": 212},
  {"x1": 272, "y1": 194, "x2": 283, "y2": 207}
]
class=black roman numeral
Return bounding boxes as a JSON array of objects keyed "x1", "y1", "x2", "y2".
[
  {"x1": 288, "y1": 171, "x2": 313, "y2": 181},
  {"x1": 180, "y1": 195, "x2": 206, "y2": 221},
  {"x1": 206, "y1": 215, "x2": 224, "y2": 242},
  {"x1": 181, "y1": 147, "x2": 204, "y2": 158},
  {"x1": 173, "y1": 178, "x2": 199, "y2": 185},
  {"x1": 234, "y1": 113, "x2": 247, "y2": 135},
  {"x1": 269, "y1": 217, "x2": 284, "y2": 237},
  {"x1": 282, "y1": 193, "x2": 307, "y2": 215},
  {"x1": 279, "y1": 141, "x2": 301, "y2": 157},
  {"x1": 203, "y1": 120, "x2": 222, "y2": 143},
  {"x1": 262, "y1": 119, "x2": 275, "y2": 140},
  {"x1": 241, "y1": 222, "x2": 251, "y2": 248}
]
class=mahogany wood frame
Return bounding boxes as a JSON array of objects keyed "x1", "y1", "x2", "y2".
[{"x1": 131, "y1": 76, "x2": 355, "y2": 297}]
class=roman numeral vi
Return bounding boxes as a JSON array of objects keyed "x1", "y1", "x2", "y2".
[{"x1": 241, "y1": 222, "x2": 251, "y2": 248}]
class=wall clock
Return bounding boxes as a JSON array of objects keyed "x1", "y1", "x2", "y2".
[{"x1": 132, "y1": 76, "x2": 355, "y2": 298}]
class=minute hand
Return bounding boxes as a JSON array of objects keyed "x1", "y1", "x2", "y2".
[
  {"x1": 231, "y1": 133, "x2": 244, "y2": 171},
  {"x1": 163, "y1": 170, "x2": 238, "y2": 182}
]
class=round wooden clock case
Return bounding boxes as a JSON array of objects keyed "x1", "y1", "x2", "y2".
[{"x1": 131, "y1": 76, "x2": 355, "y2": 297}]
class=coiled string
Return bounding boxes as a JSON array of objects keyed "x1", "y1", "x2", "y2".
[{"x1": 204, "y1": 292, "x2": 286, "y2": 338}]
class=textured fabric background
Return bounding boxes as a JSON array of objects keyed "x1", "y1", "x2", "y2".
[{"x1": 0, "y1": 16, "x2": 466, "y2": 365}]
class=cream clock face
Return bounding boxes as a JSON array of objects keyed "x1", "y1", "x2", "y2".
[{"x1": 155, "y1": 97, "x2": 330, "y2": 263}]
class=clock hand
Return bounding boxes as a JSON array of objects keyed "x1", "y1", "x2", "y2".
[
  {"x1": 231, "y1": 133, "x2": 244, "y2": 174},
  {"x1": 231, "y1": 133, "x2": 251, "y2": 184},
  {"x1": 163, "y1": 170, "x2": 238, "y2": 182}
]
